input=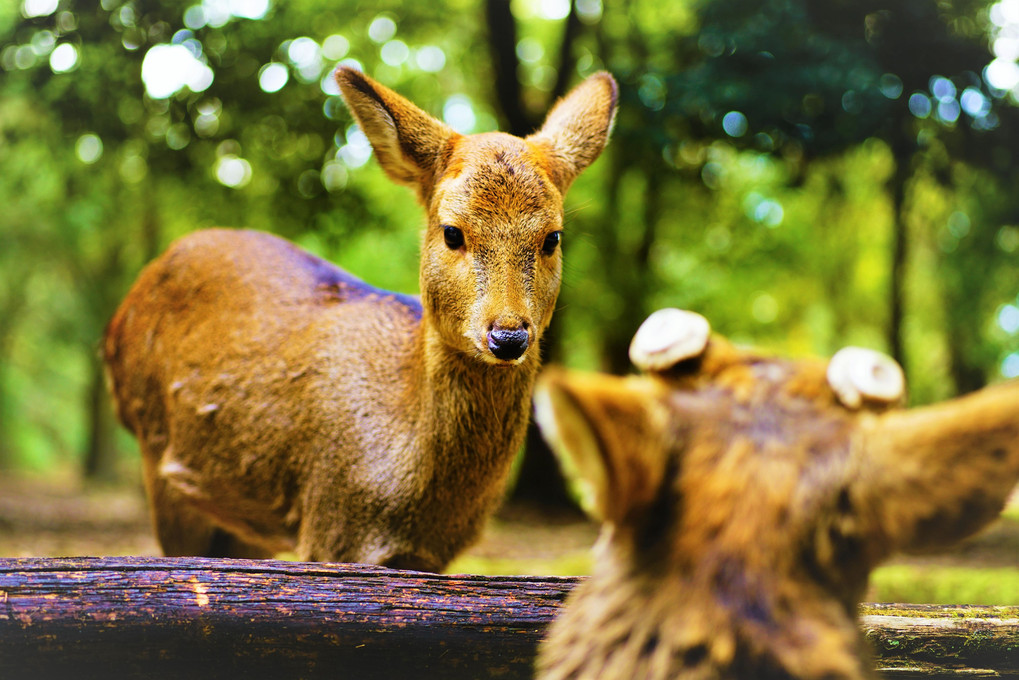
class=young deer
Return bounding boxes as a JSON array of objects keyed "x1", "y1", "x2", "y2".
[
  {"x1": 535, "y1": 308, "x2": 1019, "y2": 680},
  {"x1": 103, "y1": 67, "x2": 618, "y2": 570}
]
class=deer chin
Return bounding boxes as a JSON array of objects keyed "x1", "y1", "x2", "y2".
[
  {"x1": 488, "y1": 354, "x2": 528, "y2": 368},
  {"x1": 478, "y1": 343, "x2": 530, "y2": 368}
]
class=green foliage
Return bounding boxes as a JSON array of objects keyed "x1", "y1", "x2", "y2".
[{"x1": 0, "y1": 0, "x2": 1017, "y2": 482}]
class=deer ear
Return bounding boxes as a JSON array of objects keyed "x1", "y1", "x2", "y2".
[
  {"x1": 527, "y1": 71, "x2": 618, "y2": 193},
  {"x1": 857, "y1": 381, "x2": 1019, "y2": 556},
  {"x1": 335, "y1": 66, "x2": 457, "y2": 188},
  {"x1": 534, "y1": 369, "x2": 669, "y2": 524}
]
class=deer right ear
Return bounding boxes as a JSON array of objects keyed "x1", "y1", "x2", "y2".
[
  {"x1": 335, "y1": 66, "x2": 457, "y2": 188},
  {"x1": 857, "y1": 380, "x2": 1019, "y2": 557},
  {"x1": 534, "y1": 369, "x2": 669, "y2": 524},
  {"x1": 527, "y1": 71, "x2": 619, "y2": 193}
]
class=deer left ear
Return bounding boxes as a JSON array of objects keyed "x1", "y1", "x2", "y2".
[
  {"x1": 534, "y1": 369, "x2": 669, "y2": 524},
  {"x1": 335, "y1": 66, "x2": 457, "y2": 189},
  {"x1": 527, "y1": 71, "x2": 618, "y2": 194}
]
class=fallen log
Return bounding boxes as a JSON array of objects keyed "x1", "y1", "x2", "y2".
[{"x1": 0, "y1": 557, "x2": 1016, "y2": 679}]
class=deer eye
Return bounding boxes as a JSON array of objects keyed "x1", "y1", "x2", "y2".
[
  {"x1": 443, "y1": 225, "x2": 465, "y2": 250},
  {"x1": 542, "y1": 231, "x2": 562, "y2": 255}
]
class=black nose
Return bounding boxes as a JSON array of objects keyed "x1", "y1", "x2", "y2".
[{"x1": 488, "y1": 328, "x2": 529, "y2": 361}]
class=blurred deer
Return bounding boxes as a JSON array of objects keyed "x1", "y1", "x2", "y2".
[
  {"x1": 103, "y1": 67, "x2": 617, "y2": 570},
  {"x1": 535, "y1": 308, "x2": 1019, "y2": 679}
]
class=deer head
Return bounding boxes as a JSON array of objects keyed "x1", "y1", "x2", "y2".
[
  {"x1": 535, "y1": 308, "x2": 1019, "y2": 680},
  {"x1": 336, "y1": 67, "x2": 617, "y2": 366}
]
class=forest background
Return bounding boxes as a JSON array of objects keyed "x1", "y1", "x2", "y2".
[{"x1": 1, "y1": 0, "x2": 1018, "y2": 589}]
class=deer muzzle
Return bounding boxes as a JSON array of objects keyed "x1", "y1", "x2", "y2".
[{"x1": 488, "y1": 324, "x2": 530, "y2": 361}]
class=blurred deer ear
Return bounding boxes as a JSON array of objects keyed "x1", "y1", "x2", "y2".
[
  {"x1": 335, "y1": 66, "x2": 457, "y2": 188},
  {"x1": 527, "y1": 71, "x2": 618, "y2": 193},
  {"x1": 534, "y1": 369, "x2": 669, "y2": 524},
  {"x1": 856, "y1": 381, "x2": 1019, "y2": 557}
]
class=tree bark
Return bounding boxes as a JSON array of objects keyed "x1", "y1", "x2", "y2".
[
  {"x1": 82, "y1": 355, "x2": 118, "y2": 481},
  {"x1": 549, "y1": 0, "x2": 583, "y2": 103},
  {"x1": 484, "y1": 0, "x2": 534, "y2": 136},
  {"x1": 1, "y1": 557, "x2": 1017, "y2": 680},
  {"x1": 81, "y1": 235, "x2": 126, "y2": 482},
  {"x1": 887, "y1": 140, "x2": 912, "y2": 370}
]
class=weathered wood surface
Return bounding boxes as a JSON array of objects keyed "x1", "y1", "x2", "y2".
[
  {"x1": 0, "y1": 556, "x2": 571, "y2": 679},
  {"x1": 863, "y1": 603, "x2": 1019, "y2": 679},
  {"x1": 0, "y1": 557, "x2": 1016, "y2": 679}
]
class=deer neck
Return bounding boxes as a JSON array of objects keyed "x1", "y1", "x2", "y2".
[{"x1": 414, "y1": 323, "x2": 539, "y2": 463}]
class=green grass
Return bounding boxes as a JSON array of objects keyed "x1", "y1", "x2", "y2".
[
  {"x1": 447, "y1": 555, "x2": 1019, "y2": 608},
  {"x1": 446, "y1": 551, "x2": 593, "y2": 577},
  {"x1": 869, "y1": 565, "x2": 1019, "y2": 605}
]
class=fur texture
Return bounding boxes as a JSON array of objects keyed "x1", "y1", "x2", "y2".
[{"x1": 535, "y1": 333, "x2": 1019, "y2": 679}]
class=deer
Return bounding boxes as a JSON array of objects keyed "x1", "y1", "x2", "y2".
[
  {"x1": 534, "y1": 307, "x2": 1019, "y2": 680},
  {"x1": 102, "y1": 66, "x2": 618, "y2": 571}
]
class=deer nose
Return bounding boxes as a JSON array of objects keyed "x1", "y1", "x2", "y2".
[{"x1": 488, "y1": 325, "x2": 530, "y2": 361}]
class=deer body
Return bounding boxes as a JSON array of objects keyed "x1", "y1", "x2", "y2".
[
  {"x1": 535, "y1": 310, "x2": 1019, "y2": 680},
  {"x1": 104, "y1": 68, "x2": 617, "y2": 570}
]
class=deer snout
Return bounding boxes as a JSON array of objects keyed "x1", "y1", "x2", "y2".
[{"x1": 487, "y1": 321, "x2": 530, "y2": 362}]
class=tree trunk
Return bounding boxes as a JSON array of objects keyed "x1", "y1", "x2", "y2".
[
  {"x1": 485, "y1": 0, "x2": 534, "y2": 136},
  {"x1": 1, "y1": 557, "x2": 1017, "y2": 680},
  {"x1": 887, "y1": 141, "x2": 912, "y2": 370},
  {"x1": 549, "y1": 0, "x2": 582, "y2": 103},
  {"x1": 82, "y1": 354, "x2": 118, "y2": 481},
  {"x1": 485, "y1": 0, "x2": 584, "y2": 136},
  {"x1": 599, "y1": 153, "x2": 664, "y2": 377}
]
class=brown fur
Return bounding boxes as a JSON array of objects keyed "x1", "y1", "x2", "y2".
[
  {"x1": 103, "y1": 67, "x2": 617, "y2": 570},
  {"x1": 535, "y1": 334, "x2": 1019, "y2": 679}
]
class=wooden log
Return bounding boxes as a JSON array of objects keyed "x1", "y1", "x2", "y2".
[
  {"x1": 862, "y1": 603, "x2": 1019, "y2": 679},
  {"x1": 0, "y1": 557, "x2": 1017, "y2": 679},
  {"x1": 0, "y1": 556, "x2": 572, "y2": 680}
]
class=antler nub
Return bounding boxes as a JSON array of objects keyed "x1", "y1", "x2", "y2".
[
  {"x1": 629, "y1": 308, "x2": 711, "y2": 371},
  {"x1": 827, "y1": 346, "x2": 905, "y2": 409}
]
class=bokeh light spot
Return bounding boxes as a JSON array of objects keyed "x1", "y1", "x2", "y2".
[
  {"x1": 960, "y1": 88, "x2": 991, "y2": 116},
  {"x1": 539, "y1": 0, "x2": 570, "y2": 20},
  {"x1": 49, "y1": 43, "x2": 78, "y2": 73},
  {"x1": 368, "y1": 16, "x2": 397, "y2": 44},
  {"x1": 998, "y1": 304, "x2": 1019, "y2": 334},
  {"x1": 259, "y1": 62, "x2": 289, "y2": 93},
  {"x1": 380, "y1": 39, "x2": 409, "y2": 66},
  {"x1": 879, "y1": 73, "x2": 903, "y2": 99},
  {"x1": 722, "y1": 111, "x2": 748, "y2": 137},
  {"x1": 443, "y1": 95, "x2": 476, "y2": 133},
  {"x1": 751, "y1": 293, "x2": 779, "y2": 324},
  {"x1": 908, "y1": 92, "x2": 932, "y2": 118},
  {"x1": 985, "y1": 58, "x2": 1019, "y2": 91},
  {"x1": 415, "y1": 45, "x2": 445, "y2": 72},
  {"x1": 1003, "y1": 352, "x2": 1019, "y2": 378},
  {"x1": 141, "y1": 44, "x2": 214, "y2": 99},
  {"x1": 75, "y1": 134, "x2": 103, "y2": 164},
  {"x1": 323, "y1": 34, "x2": 350, "y2": 61},
  {"x1": 22, "y1": 0, "x2": 58, "y2": 18},
  {"x1": 215, "y1": 155, "x2": 252, "y2": 188}
]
